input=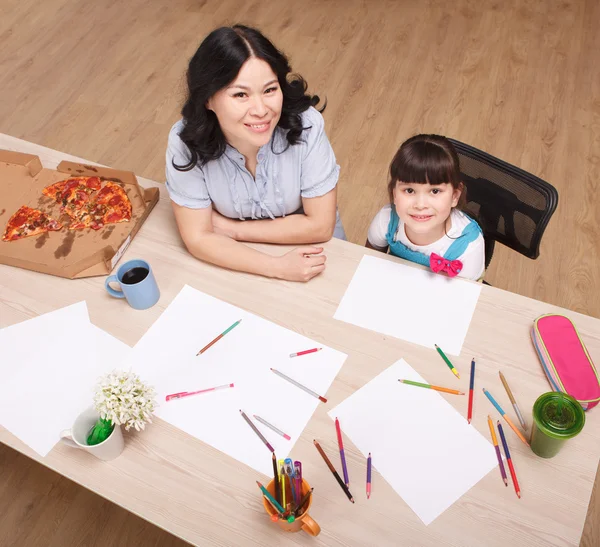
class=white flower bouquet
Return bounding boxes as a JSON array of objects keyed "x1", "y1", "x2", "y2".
[{"x1": 87, "y1": 369, "x2": 157, "y2": 445}]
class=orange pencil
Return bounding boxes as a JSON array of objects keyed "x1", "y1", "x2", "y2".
[
  {"x1": 483, "y1": 388, "x2": 529, "y2": 446},
  {"x1": 197, "y1": 319, "x2": 242, "y2": 355},
  {"x1": 487, "y1": 415, "x2": 508, "y2": 486},
  {"x1": 398, "y1": 379, "x2": 464, "y2": 395}
]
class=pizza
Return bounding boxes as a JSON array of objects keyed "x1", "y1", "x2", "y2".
[
  {"x1": 42, "y1": 176, "x2": 102, "y2": 215},
  {"x1": 64, "y1": 182, "x2": 132, "y2": 230},
  {"x1": 42, "y1": 177, "x2": 132, "y2": 231},
  {"x1": 2, "y1": 205, "x2": 63, "y2": 241},
  {"x1": 3, "y1": 176, "x2": 133, "y2": 242}
]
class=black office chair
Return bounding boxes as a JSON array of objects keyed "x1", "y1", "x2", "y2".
[{"x1": 448, "y1": 138, "x2": 559, "y2": 270}]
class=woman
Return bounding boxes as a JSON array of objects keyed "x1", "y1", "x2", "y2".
[{"x1": 166, "y1": 25, "x2": 345, "y2": 282}]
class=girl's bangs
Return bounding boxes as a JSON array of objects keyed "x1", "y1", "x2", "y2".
[{"x1": 391, "y1": 141, "x2": 460, "y2": 186}]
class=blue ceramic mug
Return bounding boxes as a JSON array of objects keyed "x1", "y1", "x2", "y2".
[{"x1": 104, "y1": 259, "x2": 160, "y2": 310}]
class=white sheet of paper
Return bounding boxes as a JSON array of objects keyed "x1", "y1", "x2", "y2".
[
  {"x1": 0, "y1": 303, "x2": 131, "y2": 456},
  {"x1": 128, "y1": 285, "x2": 347, "y2": 477},
  {"x1": 328, "y1": 359, "x2": 498, "y2": 525},
  {"x1": 334, "y1": 255, "x2": 482, "y2": 355}
]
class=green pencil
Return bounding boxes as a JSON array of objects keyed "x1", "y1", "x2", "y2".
[
  {"x1": 398, "y1": 379, "x2": 465, "y2": 395},
  {"x1": 256, "y1": 481, "x2": 285, "y2": 514},
  {"x1": 434, "y1": 344, "x2": 460, "y2": 379},
  {"x1": 197, "y1": 319, "x2": 242, "y2": 355}
]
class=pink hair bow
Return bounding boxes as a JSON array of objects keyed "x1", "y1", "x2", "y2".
[{"x1": 429, "y1": 253, "x2": 463, "y2": 277}]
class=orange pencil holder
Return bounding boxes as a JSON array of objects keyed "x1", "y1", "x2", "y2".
[{"x1": 261, "y1": 478, "x2": 320, "y2": 536}]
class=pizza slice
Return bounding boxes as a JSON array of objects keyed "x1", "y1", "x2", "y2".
[
  {"x1": 94, "y1": 182, "x2": 132, "y2": 225},
  {"x1": 64, "y1": 201, "x2": 108, "y2": 231},
  {"x1": 65, "y1": 182, "x2": 132, "y2": 231},
  {"x1": 2, "y1": 205, "x2": 63, "y2": 242},
  {"x1": 42, "y1": 176, "x2": 102, "y2": 214}
]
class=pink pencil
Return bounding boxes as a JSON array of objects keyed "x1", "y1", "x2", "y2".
[
  {"x1": 166, "y1": 383, "x2": 234, "y2": 401},
  {"x1": 289, "y1": 347, "x2": 323, "y2": 358},
  {"x1": 253, "y1": 415, "x2": 292, "y2": 440}
]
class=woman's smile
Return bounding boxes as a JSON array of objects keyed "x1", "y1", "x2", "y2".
[{"x1": 244, "y1": 120, "x2": 272, "y2": 133}]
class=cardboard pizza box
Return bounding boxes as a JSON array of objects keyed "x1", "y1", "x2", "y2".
[{"x1": 0, "y1": 149, "x2": 159, "y2": 279}]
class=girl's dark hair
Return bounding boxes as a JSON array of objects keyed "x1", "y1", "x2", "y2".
[
  {"x1": 387, "y1": 134, "x2": 466, "y2": 209},
  {"x1": 174, "y1": 25, "x2": 322, "y2": 170}
]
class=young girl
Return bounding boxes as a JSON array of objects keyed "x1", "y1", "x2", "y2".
[{"x1": 366, "y1": 134, "x2": 485, "y2": 280}]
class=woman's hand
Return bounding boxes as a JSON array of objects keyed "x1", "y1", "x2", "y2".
[
  {"x1": 273, "y1": 246, "x2": 327, "y2": 282},
  {"x1": 211, "y1": 210, "x2": 238, "y2": 239}
]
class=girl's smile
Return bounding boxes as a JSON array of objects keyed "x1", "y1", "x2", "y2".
[{"x1": 409, "y1": 214, "x2": 434, "y2": 222}]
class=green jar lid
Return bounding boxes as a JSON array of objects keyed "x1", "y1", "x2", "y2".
[{"x1": 533, "y1": 392, "x2": 585, "y2": 439}]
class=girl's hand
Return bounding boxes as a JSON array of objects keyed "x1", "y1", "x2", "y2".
[
  {"x1": 211, "y1": 210, "x2": 238, "y2": 239},
  {"x1": 273, "y1": 247, "x2": 327, "y2": 282}
]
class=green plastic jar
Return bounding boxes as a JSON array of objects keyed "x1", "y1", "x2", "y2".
[{"x1": 530, "y1": 392, "x2": 585, "y2": 458}]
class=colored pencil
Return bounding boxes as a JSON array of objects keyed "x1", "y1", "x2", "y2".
[
  {"x1": 197, "y1": 319, "x2": 242, "y2": 355},
  {"x1": 253, "y1": 415, "x2": 291, "y2": 440},
  {"x1": 263, "y1": 495, "x2": 282, "y2": 522},
  {"x1": 487, "y1": 415, "x2": 508, "y2": 486},
  {"x1": 366, "y1": 452, "x2": 372, "y2": 499},
  {"x1": 313, "y1": 439, "x2": 354, "y2": 503},
  {"x1": 497, "y1": 421, "x2": 521, "y2": 498},
  {"x1": 272, "y1": 453, "x2": 281, "y2": 504},
  {"x1": 165, "y1": 382, "x2": 234, "y2": 401},
  {"x1": 468, "y1": 359, "x2": 475, "y2": 423},
  {"x1": 335, "y1": 418, "x2": 350, "y2": 487},
  {"x1": 482, "y1": 388, "x2": 529, "y2": 446},
  {"x1": 294, "y1": 488, "x2": 313, "y2": 517},
  {"x1": 270, "y1": 368, "x2": 327, "y2": 403},
  {"x1": 289, "y1": 347, "x2": 322, "y2": 358},
  {"x1": 239, "y1": 410, "x2": 274, "y2": 452},
  {"x1": 284, "y1": 458, "x2": 296, "y2": 502},
  {"x1": 398, "y1": 379, "x2": 465, "y2": 395},
  {"x1": 256, "y1": 480, "x2": 285, "y2": 514},
  {"x1": 278, "y1": 459, "x2": 286, "y2": 508},
  {"x1": 294, "y1": 461, "x2": 302, "y2": 507},
  {"x1": 499, "y1": 371, "x2": 527, "y2": 430},
  {"x1": 434, "y1": 344, "x2": 460, "y2": 379},
  {"x1": 283, "y1": 504, "x2": 295, "y2": 523}
]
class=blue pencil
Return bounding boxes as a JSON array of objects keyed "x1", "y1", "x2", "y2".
[
  {"x1": 482, "y1": 388, "x2": 529, "y2": 446},
  {"x1": 497, "y1": 422, "x2": 521, "y2": 498}
]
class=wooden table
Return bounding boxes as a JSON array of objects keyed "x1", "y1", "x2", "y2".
[{"x1": 1, "y1": 135, "x2": 599, "y2": 547}]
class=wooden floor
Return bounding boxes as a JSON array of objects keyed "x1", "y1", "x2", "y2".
[{"x1": 1, "y1": 0, "x2": 598, "y2": 545}]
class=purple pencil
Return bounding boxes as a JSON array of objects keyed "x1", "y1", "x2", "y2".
[
  {"x1": 366, "y1": 453, "x2": 372, "y2": 499},
  {"x1": 335, "y1": 418, "x2": 350, "y2": 487},
  {"x1": 487, "y1": 415, "x2": 508, "y2": 486},
  {"x1": 240, "y1": 410, "x2": 274, "y2": 453}
]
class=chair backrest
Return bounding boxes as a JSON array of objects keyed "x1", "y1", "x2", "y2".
[{"x1": 448, "y1": 138, "x2": 559, "y2": 269}]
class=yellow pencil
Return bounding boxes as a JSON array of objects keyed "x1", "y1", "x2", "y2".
[
  {"x1": 278, "y1": 459, "x2": 286, "y2": 508},
  {"x1": 487, "y1": 415, "x2": 508, "y2": 486}
]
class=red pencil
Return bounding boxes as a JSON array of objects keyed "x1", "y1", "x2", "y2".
[
  {"x1": 497, "y1": 421, "x2": 521, "y2": 498},
  {"x1": 289, "y1": 347, "x2": 322, "y2": 358},
  {"x1": 467, "y1": 358, "x2": 475, "y2": 424}
]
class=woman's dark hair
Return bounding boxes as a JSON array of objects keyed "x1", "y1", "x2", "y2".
[
  {"x1": 174, "y1": 25, "x2": 322, "y2": 170},
  {"x1": 387, "y1": 134, "x2": 467, "y2": 210}
]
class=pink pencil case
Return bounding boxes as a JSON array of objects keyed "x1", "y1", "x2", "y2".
[{"x1": 531, "y1": 314, "x2": 600, "y2": 410}]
